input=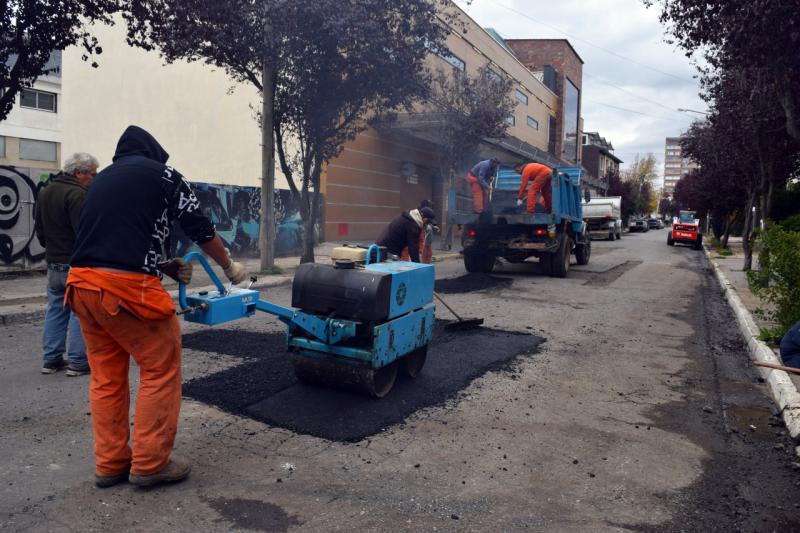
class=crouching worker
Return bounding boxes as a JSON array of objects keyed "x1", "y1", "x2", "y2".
[
  {"x1": 66, "y1": 126, "x2": 248, "y2": 489},
  {"x1": 376, "y1": 207, "x2": 436, "y2": 263},
  {"x1": 515, "y1": 162, "x2": 553, "y2": 214}
]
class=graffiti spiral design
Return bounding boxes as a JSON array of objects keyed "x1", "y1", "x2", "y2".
[{"x1": 0, "y1": 166, "x2": 46, "y2": 265}]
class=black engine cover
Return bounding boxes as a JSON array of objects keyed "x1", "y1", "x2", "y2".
[{"x1": 292, "y1": 263, "x2": 393, "y2": 322}]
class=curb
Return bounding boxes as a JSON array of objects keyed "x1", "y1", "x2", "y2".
[{"x1": 703, "y1": 246, "x2": 800, "y2": 444}]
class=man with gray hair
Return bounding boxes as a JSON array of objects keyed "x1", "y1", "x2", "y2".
[{"x1": 34, "y1": 152, "x2": 99, "y2": 375}]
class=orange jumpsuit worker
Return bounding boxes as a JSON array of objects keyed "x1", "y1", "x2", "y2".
[
  {"x1": 66, "y1": 126, "x2": 248, "y2": 489},
  {"x1": 515, "y1": 162, "x2": 553, "y2": 214},
  {"x1": 467, "y1": 158, "x2": 500, "y2": 213}
]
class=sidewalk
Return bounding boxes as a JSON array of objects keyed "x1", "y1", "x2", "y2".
[
  {"x1": 704, "y1": 238, "x2": 800, "y2": 446},
  {"x1": 0, "y1": 240, "x2": 461, "y2": 324}
]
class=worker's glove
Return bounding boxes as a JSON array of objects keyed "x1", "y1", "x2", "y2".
[
  {"x1": 516, "y1": 199, "x2": 524, "y2": 207},
  {"x1": 158, "y1": 258, "x2": 193, "y2": 285},
  {"x1": 224, "y1": 261, "x2": 248, "y2": 284}
]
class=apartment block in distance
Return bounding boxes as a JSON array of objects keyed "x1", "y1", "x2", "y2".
[
  {"x1": 663, "y1": 136, "x2": 699, "y2": 195},
  {"x1": 0, "y1": 52, "x2": 63, "y2": 271}
]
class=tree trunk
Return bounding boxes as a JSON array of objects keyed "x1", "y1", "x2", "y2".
[
  {"x1": 779, "y1": 77, "x2": 800, "y2": 143},
  {"x1": 259, "y1": 55, "x2": 277, "y2": 270},
  {"x1": 721, "y1": 213, "x2": 734, "y2": 249},
  {"x1": 300, "y1": 166, "x2": 321, "y2": 264},
  {"x1": 742, "y1": 192, "x2": 756, "y2": 271}
]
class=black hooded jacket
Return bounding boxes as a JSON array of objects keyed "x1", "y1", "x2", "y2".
[
  {"x1": 70, "y1": 126, "x2": 215, "y2": 276},
  {"x1": 376, "y1": 211, "x2": 423, "y2": 262}
]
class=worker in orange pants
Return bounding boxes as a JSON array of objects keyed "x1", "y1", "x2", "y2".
[
  {"x1": 515, "y1": 162, "x2": 553, "y2": 214},
  {"x1": 66, "y1": 126, "x2": 248, "y2": 489},
  {"x1": 67, "y1": 276, "x2": 181, "y2": 480},
  {"x1": 467, "y1": 158, "x2": 500, "y2": 213}
]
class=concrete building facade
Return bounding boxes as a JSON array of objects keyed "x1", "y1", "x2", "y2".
[
  {"x1": 0, "y1": 53, "x2": 63, "y2": 271},
  {"x1": 581, "y1": 131, "x2": 622, "y2": 198},
  {"x1": 0, "y1": 3, "x2": 586, "y2": 266},
  {"x1": 663, "y1": 136, "x2": 699, "y2": 195}
]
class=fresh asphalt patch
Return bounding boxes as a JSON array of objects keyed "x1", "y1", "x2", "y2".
[
  {"x1": 434, "y1": 273, "x2": 513, "y2": 294},
  {"x1": 182, "y1": 322, "x2": 544, "y2": 442}
]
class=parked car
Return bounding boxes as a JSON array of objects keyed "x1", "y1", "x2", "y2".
[
  {"x1": 648, "y1": 218, "x2": 664, "y2": 230},
  {"x1": 629, "y1": 218, "x2": 649, "y2": 232}
]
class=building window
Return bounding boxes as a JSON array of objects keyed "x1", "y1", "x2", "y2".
[
  {"x1": 527, "y1": 116, "x2": 539, "y2": 130},
  {"x1": 487, "y1": 68, "x2": 502, "y2": 83},
  {"x1": 506, "y1": 115, "x2": 516, "y2": 126},
  {"x1": 440, "y1": 52, "x2": 465, "y2": 71},
  {"x1": 20, "y1": 89, "x2": 57, "y2": 112},
  {"x1": 515, "y1": 89, "x2": 528, "y2": 105},
  {"x1": 562, "y1": 79, "x2": 580, "y2": 163},
  {"x1": 0, "y1": 136, "x2": 5, "y2": 158},
  {"x1": 19, "y1": 138, "x2": 57, "y2": 162}
]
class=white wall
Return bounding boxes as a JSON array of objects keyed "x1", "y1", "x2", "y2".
[{"x1": 61, "y1": 19, "x2": 286, "y2": 188}]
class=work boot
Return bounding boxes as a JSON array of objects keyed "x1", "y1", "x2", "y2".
[
  {"x1": 95, "y1": 469, "x2": 130, "y2": 489},
  {"x1": 41, "y1": 359, "x2": 67, "y2": 374},
  {"x1": 66, "y1": 364, "x2": 91, "y2": 377},
  {"x1": 128, "y1": 457, "x2": 192, "y2": 488}
]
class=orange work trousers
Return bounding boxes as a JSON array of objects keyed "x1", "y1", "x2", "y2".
[
  {"x1": 400, "y1": 229, "x2": 433, "y2": 263},
  {"x1": 467, "y1": 173, "x2": 489, "y2": 214},
  {"x1": 526, "y1": 184, "x2": 552, "y2": 214},
  {"x1": 68, "y1": 287, "x2": 182, "y2": 477}
]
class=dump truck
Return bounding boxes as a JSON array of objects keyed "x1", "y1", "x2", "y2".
[
  {"x1": 582, "y1": 196, "x2": 622, "y2": 240},
  {"x1": 448, "y1": 165, "x2": 590, "y2": 277}
]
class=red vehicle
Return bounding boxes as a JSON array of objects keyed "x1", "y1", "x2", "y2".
[{"x1": 668, "y1": 210, "x2": 702, "y2": 250}]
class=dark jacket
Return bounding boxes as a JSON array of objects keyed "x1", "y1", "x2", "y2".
[
  {"x1": 376, "y1": 211, "x2": 423, "y2": 262},
  {"x1": 34, "y1": 173, "x2": 88, "y2": 264},
  {"x1": 780, "y1": 321, "x2": 800, "y2": 368},
  {"x1": 70, "y1": 125, "x2": 216, "y2": 276}
]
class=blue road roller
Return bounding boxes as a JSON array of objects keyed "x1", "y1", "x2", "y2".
[{"x1": 178, "y1": 247, "x2": 435, "y2": 397}]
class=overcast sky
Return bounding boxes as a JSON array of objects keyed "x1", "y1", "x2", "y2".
[{"x1": 455, "y1": 0, "x2": 708, "y2": 185}]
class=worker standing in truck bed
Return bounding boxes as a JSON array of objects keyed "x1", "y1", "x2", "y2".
[
  {"x1": 467, "y1": 158, "x2": 500, "y2": 214},
  {"x1": 516, "y1": 162, "x2": 553, "y2": 214}
]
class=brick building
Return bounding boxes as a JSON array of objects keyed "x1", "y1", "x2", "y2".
[{"x1": 504, "y1": 39, "x2": 584, "y2": 167}]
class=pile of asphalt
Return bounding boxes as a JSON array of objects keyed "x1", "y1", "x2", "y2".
[
  {"x1": 183, "y1": 322, "x2": 544, "y2": 442},
  {"x1": 434, "y1": 273, "x2": 513, "y2": 294}
]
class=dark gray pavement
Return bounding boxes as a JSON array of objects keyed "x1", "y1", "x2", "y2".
[{"x1": 1, "y1": 230, "x2": 798, "y2": 532}]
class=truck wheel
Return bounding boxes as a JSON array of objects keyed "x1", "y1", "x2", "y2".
[
  {"x1": 576, "y1": 240, "x2": 591, "y2": 265},
  {"x1": 693, "y1": 234, "x2": 703, "y2": 250},
  {"x1": 464, "y1": 251, "x2": 495, "y2": 273},
  {"x1": 549, "y1": 235, "x2": 571, "y2": 278},
  {"x1": 667, "y1": 234, "x2": 675, "y2": 246}
]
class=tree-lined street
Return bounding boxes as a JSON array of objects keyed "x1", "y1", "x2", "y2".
[{"x1": 2, "y1": 232, "x2": 798, "y2": 532}]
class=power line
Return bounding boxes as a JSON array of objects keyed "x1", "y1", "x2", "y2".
[
  {"x1": 481, "y1": 0, "x2": 696, "y2": 84},
  {"x1": 582, "y1": 71, "x2": 689, "y2": 117},
  {"x1": 585, "y1": 99, "x2": 691, "y2": 123}
]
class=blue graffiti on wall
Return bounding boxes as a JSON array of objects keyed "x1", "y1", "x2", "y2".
[{"x1": 172, "y1": 183, "x2": 319, "y2": 258}]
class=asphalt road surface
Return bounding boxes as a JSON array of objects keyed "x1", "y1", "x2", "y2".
[{"x1": 2, "y1": 229, "x2": 799, "y2": 532}]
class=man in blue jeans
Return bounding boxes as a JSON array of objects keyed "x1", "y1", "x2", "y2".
[{"x1": 34, "y1": 153, "x2": 99, "y2": 375}]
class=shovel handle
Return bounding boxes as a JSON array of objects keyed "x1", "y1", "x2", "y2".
[
  {"x1": 753, "y1": 361, "x2": 800, "y2": 375},
  {"x1": 433, "y1": 292, "x2": 463, "y2": 322}
]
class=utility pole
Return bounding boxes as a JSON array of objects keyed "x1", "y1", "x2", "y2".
[{"x1": 259, "y1": 20, "x2": 276, "y2": 270}]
